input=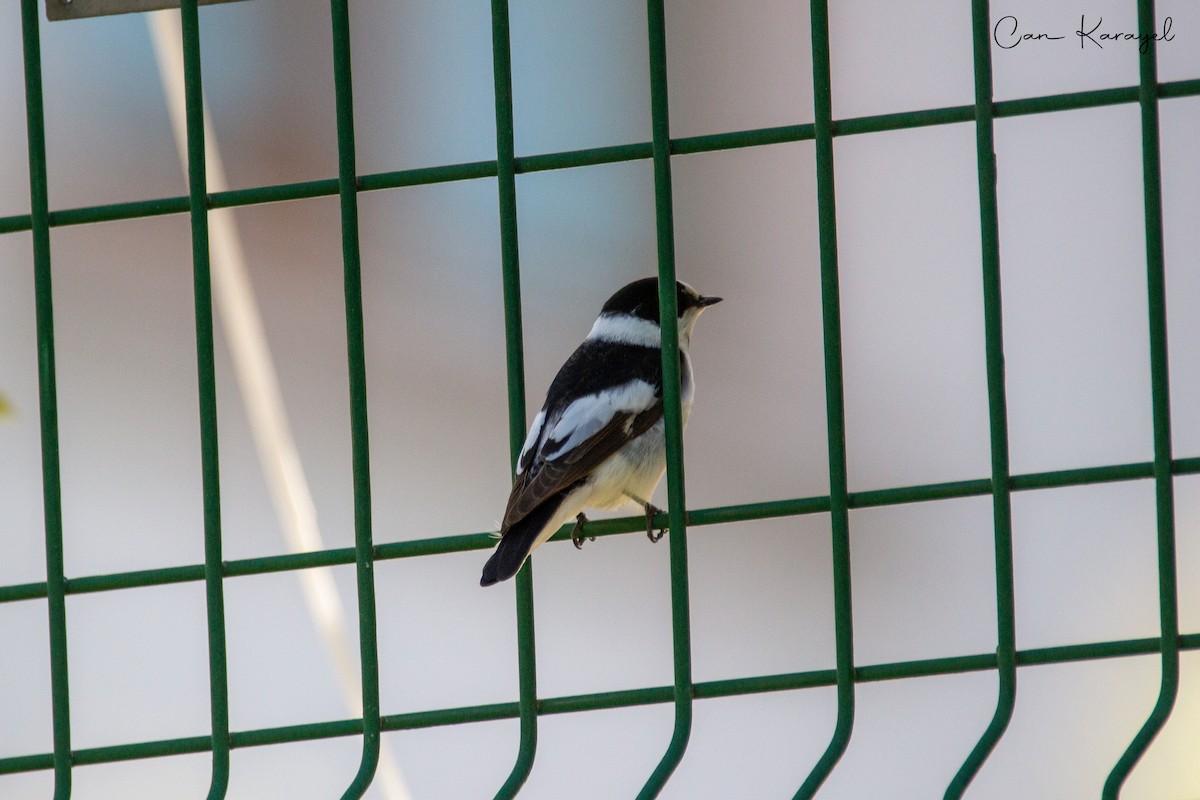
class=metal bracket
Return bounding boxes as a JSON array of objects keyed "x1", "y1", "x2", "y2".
[{"x1": 47, "y1": 0, "x2": 249, "y2": 22}]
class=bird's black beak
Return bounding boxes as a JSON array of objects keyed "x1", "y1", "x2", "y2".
[{"x1": 698, "y1": 295, "x2": 723, "y2": 307}]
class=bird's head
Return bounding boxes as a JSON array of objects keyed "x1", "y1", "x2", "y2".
[{"x1": 592, "y1": 276, "x2": 722, "y2": 347}]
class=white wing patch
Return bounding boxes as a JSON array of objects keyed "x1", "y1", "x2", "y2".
[
  {"x1": 541, "y1": 379, "x2": 658, "y2": 461},
  {"x1": 515, "y1": 409, "x2": 545, "y2": 475}
]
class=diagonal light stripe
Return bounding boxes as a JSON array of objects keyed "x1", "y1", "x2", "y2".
[{"x1": 146, "y1": 11, "x2": 411, "y2": 799}]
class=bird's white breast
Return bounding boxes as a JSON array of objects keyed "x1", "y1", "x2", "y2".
[
  {"x1": 580, "y1": 350, "x2": 694, "y2": 511},
  {"x1": 526, "y1": 349, "x2": 697, "y2": 551}
]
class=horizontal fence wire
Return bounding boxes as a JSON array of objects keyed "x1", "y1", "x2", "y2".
[
  {"x1": 2, "y1": 460, "x2": 1199, "y2": 778},
  {"x1": 2, "y1": 458, "x2": 1197, "y2": 607},
  {"x1": 2, "y1": 79, "x2": 1200, "y2": 238},
  {"x1": 5, "y1": 0, "x2": 1199, "y2": 796},
  {"x1": 2, "y1": 632, "x2": 1199, "y2": 776}
]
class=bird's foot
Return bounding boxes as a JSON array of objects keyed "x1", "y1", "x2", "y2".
[
  {"x1": 644, "y1": 503, "x2": 666, "y2": 543},
  {"x1": 571, "y1": 512, "x2": 595, "y2": 549}
]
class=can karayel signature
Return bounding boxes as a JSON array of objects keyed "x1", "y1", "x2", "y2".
[{"x1": 993, "y1": 15, "x2": 1175, "y2": 53}]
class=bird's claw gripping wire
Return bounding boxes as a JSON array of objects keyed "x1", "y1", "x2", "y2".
[
  {"x1": 571, "y1": 512, "x2": 595, "y2": 549},
  {"x1": 644, "y1": 503, "x2": 666, "y2": 543}
]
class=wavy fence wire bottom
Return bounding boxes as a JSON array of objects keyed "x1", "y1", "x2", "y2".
[{"x1": 4, "y1": 0, "x2": 1199, "y2": 797}]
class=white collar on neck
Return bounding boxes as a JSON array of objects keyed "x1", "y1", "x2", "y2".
[{"x1": 586, "y1": 312, "x2": 663, "y2": 347}]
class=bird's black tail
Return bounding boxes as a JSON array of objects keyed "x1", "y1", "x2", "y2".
[{"x1": 480, "y1": 496, "x2": 564, "y2": 587}]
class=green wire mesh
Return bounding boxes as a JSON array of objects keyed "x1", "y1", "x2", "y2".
[{"x1": 4, "y1": 0, "x2": 1200, "y2": 797}]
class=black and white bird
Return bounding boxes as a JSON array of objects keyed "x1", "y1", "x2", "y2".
[{"x1": 480, "y1": 277, "x2": 721, "y2": 587}]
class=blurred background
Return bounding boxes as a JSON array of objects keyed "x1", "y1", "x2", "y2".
[{"x1": 1, "y1": 0, "x2": 1199, "y2": 797}]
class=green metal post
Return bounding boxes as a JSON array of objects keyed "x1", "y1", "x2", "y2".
[
  {"x1": 637, "y1": 1, "x2": 694, "y2": 796},
  {"x1": 329, "y1": 1, "x2": 382, "y2": 797},
  {"x1": 794, "y1": 0, "x2": 855, "y2": 796},
  {"x1": 177, "y1": 2, "x2": 232, "y2": 797},
  {"x1": 489, "y1": 0, "x2": 540, "y2": 797},
  {"x1": 1103, "y1": 0, "x2": 1180, "y2": 794},
  {"x1": 945, "y1": 1, "x2": 1018, "y2": 796},
  {"x1": 19, "y1": 0, "x2": 73, "y2": 796}
]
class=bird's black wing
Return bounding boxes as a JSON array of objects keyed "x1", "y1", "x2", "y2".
[
  {"x1": 501, "y1": 398, "x2": 663, "y2": 531},
  {"x1": 501, "y1": 339, "x2": 665, "y2": 533}
]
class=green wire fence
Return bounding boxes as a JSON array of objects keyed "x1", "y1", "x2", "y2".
[{"x1": 4, "y1": 0, "x2": 1199, "y2": 797}]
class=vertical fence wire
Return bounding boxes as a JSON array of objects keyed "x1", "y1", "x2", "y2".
[
  {"x1": 1103, "y1": 0, "x2": 1180, "y2": 795},
  {"x1": 793, "y1": 0, "x2": 855, "y2": 796},
  {"x1": 18, "y1": 1, "x2": 72, "y2": 797},
  {"x1": 637, "y1": 1, "x2": 694, "y2": 797},
  {"x1": 177, "y1": 2, "x2": 232, "y2": 797},
  {"x1": 329, "y1": 1, "x2": 382, "y2": 797},
  {"x1": 945, "y1": 1, "x2": 1018, "y2": 796},
  {"x1": 638, "y1": 1, "x2": 696, "y2": 796},
  {"x1": 488, "y1": 1, "x2": 540, "y2": 797}
]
